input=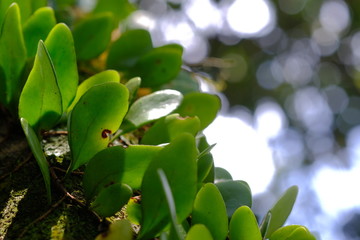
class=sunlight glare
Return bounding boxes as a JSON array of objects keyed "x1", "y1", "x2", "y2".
[{"x1": 226, "y1": 0, "x2": 274, "y2": 37}]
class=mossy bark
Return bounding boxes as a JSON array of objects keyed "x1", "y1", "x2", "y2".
[{"x1": 0, "y1": 117, "x2": 100, "y2": 240}]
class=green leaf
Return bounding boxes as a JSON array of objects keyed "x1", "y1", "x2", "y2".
[
  {"x1": 120, "y1": 89, "x2": 183, "y2": 133},
  {"x1": 126, "y1": 198, "x2": 142, "y2": 225},
  {"x1": 260, "y1": 211, "x2": 272, "y2": 238},
  {"x1": 175, "y1": 93, "x2": 221, "y2": 130},
  {"x1": 197, "y1": 136, "x2": 215, "y2": 184},
  {"x1": 141, "y1": 113, "x2": 200, "y2": 145},
  {"x1": 95, "y1": 220, "x2": 133, "y2": 240},
  {"x1": 158, "y1": 169, "x2": 184, "y2": 240},
  {"x1": 132, "y1": 44, "x2": 183, "y2": 87},
  {"x1": 229, "y1": 206, "x2": 262, "y2": 240},
  {"x1": 107, "y1": 29, "x2": 153, "y2": 70},
  {"x1": 68, "y1": 70, "x2": 120, "y2": 112},
  {"x1": 265, "y1": 186, "x2": 299, "y2": 238},
  {"x1": 93, "y1": 0, "x2": 136, "y2": 25},
  {"x1": 45, "y1": 23, "x2": 78, "y2": 111},
  {"x1": 68, "y1": 82, "x2": 129, "y2": 172},
  {"x1": 192, "y1": 183, "x2": 228, "y2": 240},
  {"x1": 138, "y1": 133, "x2": 198, "y2": 239},
  {"x1": 0, "y1": 3, "x2": 27, "y2": 110},
  {"x1": 23, "y1": 7, "x2": 56, "y2": 57},
  {"x1": 18, "y1": 40, "x2": 62, "y2": 132},
  {"x1": 91, "y1": 183, "x2": 132, "y2": 217},
  {"x1": 269, "y1": 225, "x2": 316, "y2": 240},
  {"x1": 162, "y1": 70, "x2": 200, "y2": 95},
  {"x1": 0, "y1": 0, "x2": 45, "y2": 26},
  {"x1": 20, "y1": 118, "x2": 51, "y2": 202},
  {"x1": 73, "y1": 13, "x2": 114, "y2": 60},
  {"x1": 185, "y1": 224, "x2": 213, "y2": 240},
  {"x1": 122, "y1": 145, "x2": 163, "y2": 189},
  {"x1": 83, "y1": 146, "x2": 126, "y2": 200},
  {"x1": 125, "y1": 77, "x2": 141, "y2": 104},
  {"x1": 216, "y1": 180, "x2": 252, "y2": 218},
  {"x1": 215, "y1": 167, "x2": 233, "y2": 182}
]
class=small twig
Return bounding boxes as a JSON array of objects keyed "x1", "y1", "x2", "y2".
[
  {"x1": 52, "y1": 166, "x2": 84, "y2": 175},
  {"x1": 17, "y1": 195, "x2": 67, "y2": 239},
  {"x1": 49, "y1": 167, "x2": 101, "y2": 220},
  {"x1": 0, "y1": 152, "x2": 32, "y2": 181},
  {"x1": 41, "y1": 130, "x2": 68, "y2": 137}
]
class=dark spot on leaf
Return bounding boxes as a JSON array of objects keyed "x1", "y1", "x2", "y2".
[
  {"x1": 101, "y1": 129, "x2": 112, "y2": 138},
  {"x1": 156, "y1": 59, "x2": 162, "y2": 64}
]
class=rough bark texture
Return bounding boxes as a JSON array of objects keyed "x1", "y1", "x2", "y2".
[{"x1": 0, "y1": 112, "x2": 100, "y2": 240}]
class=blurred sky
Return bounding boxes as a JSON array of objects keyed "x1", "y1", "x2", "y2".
[{"x1": 79, "y1": 0, "x2": 360, "y2": 239}]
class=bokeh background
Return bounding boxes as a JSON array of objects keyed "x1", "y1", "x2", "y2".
[{"x1": 75, "y1": 0, "x2": 360, "y2": 239}]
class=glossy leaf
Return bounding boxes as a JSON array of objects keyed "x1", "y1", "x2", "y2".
[
  {"x1": 122, "y1": 145, "x2": 163, "y2": 189},
  {"x1": 68, "y1": 70, "x2": 120, "y2": 112},
  {"x1": 215, "y1": 167, "x2": 233, "y2": 182},
  {"x1": 265, "y1": 186, "x2": 299, "y2": 238},
  {"x1": 185, "y1": 225, "x2": 213, "y2": 240},
  {"x1": 229, "y1": 206, "x2": 262, "y2": 240},
  {"x1": 138, "y1": 133, "x2": 198, "y2": 239},
  {"x1": 175, "y1": 92, "x2": 221, "y2": 130},
  {"x1": 73, "y1": 13, "x2": 114, "y2": 60},
  {"x1": 192, "y1": 183, "x2": 228, "y2": 240},
  {"x1": 216, "y1": 180, "x2": 252, "y2": 218},
  {"x1": 18, "y1": 40, "x2": 62, "y2": 132},
  {"x1": 95, "y1": 220, "x2": 133, "y2": 240},
  {"x1": 68, "y1": 82, "x2": 129, "y2": 172},
  {"x1": 125, "y1": 77, "x2": 141, "y2": 104},
  {"x1": 107, "y1": 29, "x2": 153, "y2": 70},
  {"x1": 269, "y1": 225, "x2": 316, "y2": 240},
  {"x1": 45, "y1": 23, "x2": 78, "y2": 110},
  {"x1": 141, "y1": 113, "x2": 200, "y2": 145},
  {"x1": 133, "y1": 44, "x2": 183, "y2": 87},
  {"x1": 93, "y1": 0, "x2": 135, "y2": 24},
  {"x1": 20, "y1": 118, "x2": 51, "y2": 202},
  {"x1": 121, "y1": 89, "x2": 183, "y2": 133},
  {"x1": 83, "y1": 146, "x2": 126, "y2": 200},
  {"x1": 0, "y1": 3, "x2": 27, "y2": 110},
  {"x1": 23, "y1": 7, "x2": 56, "y2": 57},
  {"x1": 91, "y1": 183, "x2": 132, "y2": 217}
]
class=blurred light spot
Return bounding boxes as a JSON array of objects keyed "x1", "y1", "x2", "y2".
[
  {"x1": 272, "y1": 128, "x2": 305, "y2": 169},
  {"x1": 257, "y1": 28, "x2": 288, "y2": 54},
  {"x1": 226, "y1": 0, "x2": 275, "y2": 37},
  {"x1": 204, "y1": 113, "x2": 275, "y2": 195},
  {"x1": 127, "y1": 11, "x2": 156, "y2": 31},
  {"x1": 279, "y1": 0, "x2": 306, "y2": 15},
  {"x1": 255, "y1": 100, "x2": 287, "y2": 139},
  {"x1": 185, "y1": 0, "x2": 223, "y2": 35},
  {"x1": 341, "y1": 97, "x2": 360, "y2": 126},
  {"x1": 256, "y1": 60, "x2": 283, "y2": 89},
  {"x1": 312, "y1": 161, "x2": 360, "y2": 216},
  {"x1": 306, "y1": 133, "x2": 334, "y2": 157},
  {"x1": 140, "y1": 0, "x2": 167, "y2": 15},
  {"x1": 282, "y1": 55, "x2": 313, "y2": 86},
  {"x1": 322, "y1": 85, "x2": 349, "y2": 114},
  {"x1": 159, "y1": 16, "x2": 208, "y2": 64},
  {"x1": 312, "y1": 28, "x2": 339, "y2": 56},
  {"x1": 292, "y1": 87, "x2": 333, "y2": 133},
  {"x1": 319, "y1": 1, "x2": 350, "y2": 34},
  {"x1": 350, "y1": 32, "x2": 360, "y2": 69}
]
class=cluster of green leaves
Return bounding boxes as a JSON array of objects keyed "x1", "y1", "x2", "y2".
[{"x1": 0, "y1": 1, "x2": 316, "y2": 239}]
